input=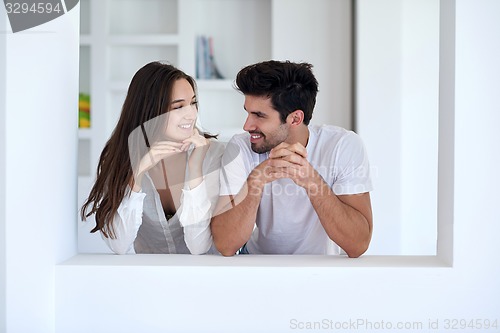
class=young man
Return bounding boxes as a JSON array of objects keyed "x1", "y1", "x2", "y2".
[{"x1": 211, "y1": 60, "x2": 373, "y2": 257}]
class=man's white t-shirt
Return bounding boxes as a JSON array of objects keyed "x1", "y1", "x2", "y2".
[{"x1": 219, "y1": 125, "x2": 373, "y2": 254}]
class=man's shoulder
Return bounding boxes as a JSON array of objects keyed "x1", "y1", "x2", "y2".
[
  {"x1": 310, "y1": 124, "x2": 357, "y2": 144},
  {"x1": 310, "y1": 123, "x2": 350, "y2": 133},
  {"x1": 220, "y1": 132, "x2": 253, "y2": 162},
  {"x1": 226, "y1": 132, "x2": 252, "y2": 153}
]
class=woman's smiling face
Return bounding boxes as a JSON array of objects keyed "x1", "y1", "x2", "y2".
[{"x1": 164, "y1": 78, "x2": 198, "y2": 142}]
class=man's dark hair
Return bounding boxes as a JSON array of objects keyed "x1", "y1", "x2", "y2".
[{"x1": 235, "y1": 60, "x2": 319, "y2": 125}]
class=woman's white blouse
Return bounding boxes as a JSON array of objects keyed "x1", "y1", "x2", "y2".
[{"x1": 102, "y1": 141, "x2": 224, "y2": 255}]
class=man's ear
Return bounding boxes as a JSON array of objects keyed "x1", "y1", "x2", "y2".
[{"x1": 287, "y1": 110, "x2": 305, "y2": 126}]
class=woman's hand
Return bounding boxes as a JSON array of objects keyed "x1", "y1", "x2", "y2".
[
  {"x1": 131, "y1": 141, "x2": 184, "y2": 192},
  {"x1": 181, "y1": 128, "x2": 209, "y2": 149},
  {"x1": 182, "y1": 129, "x2": 211, "y2": 189}
]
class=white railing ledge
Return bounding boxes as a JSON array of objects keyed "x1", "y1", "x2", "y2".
[{"x1": 58, "y1": 253, "x2": 451, "y2": 268}]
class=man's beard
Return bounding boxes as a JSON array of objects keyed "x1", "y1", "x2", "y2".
[
  {"x1": 250, "y1": 124, "x2": 288, "y2": 154},
  {"x1": 251, "y1": 137, "x2": 276, "y2": 154}
]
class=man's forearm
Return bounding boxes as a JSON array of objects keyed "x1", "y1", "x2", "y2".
[
  {"x1": 211, "y1": 179, "x2": 263, "y2": 256},
  {"x1": 307, "y1": 176, "x2": 372, "y2": 258}
]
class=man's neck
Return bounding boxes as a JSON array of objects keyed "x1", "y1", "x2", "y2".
[{"x1": 285, "y1": 124, "x2": 310, "y2": 147}]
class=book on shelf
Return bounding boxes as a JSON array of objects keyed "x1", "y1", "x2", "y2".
[{"x1": 196, "y1": 35, "x2": 224, "y2": 80}]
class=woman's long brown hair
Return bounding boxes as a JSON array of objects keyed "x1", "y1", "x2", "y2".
[{"x1": 80, "y1": 61, "x2": 208, "y2": 238}]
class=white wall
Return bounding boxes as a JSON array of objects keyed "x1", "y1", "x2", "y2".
[
  {"x1": 272, "y1": 0, "x2": 352, "y2": 129},
  {"x1": 357, "y1": 0, "x2": 439, "y2": 255},
  {"x1": 1, "y1": 5, "x2": 7, "y2": 332},
  {"x1": 2, "y1": 0, "x2": 500, "y2": 332},
  {"x1": 0, "y1": 5, "x2": 79, "y2": 333},
  {"x1": 400, "y1": 0, "x2": 440, "y2": 255},
  {"x1": 356, "y1": 0, "x2": 403, "y2": 254}
]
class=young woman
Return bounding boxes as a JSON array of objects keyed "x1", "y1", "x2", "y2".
[{"x1": 81, "y1": 61, "x2": 224, "y2": 254}]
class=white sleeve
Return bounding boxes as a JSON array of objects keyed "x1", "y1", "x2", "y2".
[
  {"x1": 179, "y1": 143, "x2": 223, "y2": 254},
  {"x1": 101, "y1": 187, "x2": 146, "y2": 254},
  {"x1": 219, "y1": 139, "x2": 248, "y2": 196},
  {"x1": 179, "y1": 180, "x2": 213, "y2": 254},
  {"x1": 331, "y1": 132, "x2": 373, "y2": 195}
]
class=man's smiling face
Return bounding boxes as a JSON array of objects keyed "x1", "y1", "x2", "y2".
[{"x1": 243, "y1": 95, "x2": 289, "y2": 154}]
